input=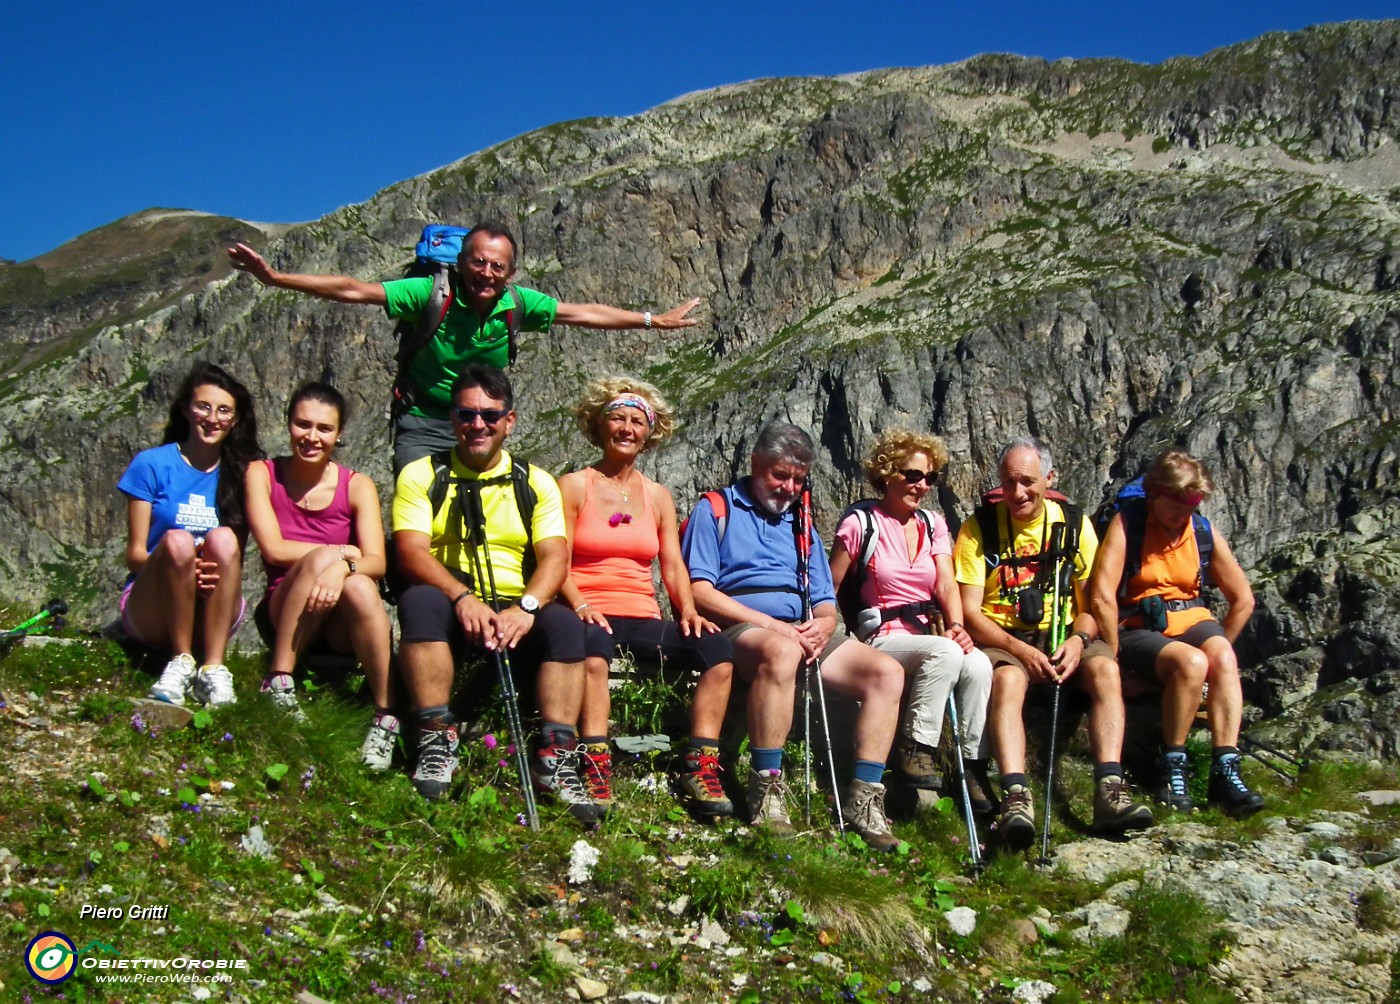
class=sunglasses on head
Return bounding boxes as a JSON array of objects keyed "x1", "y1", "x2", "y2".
[
  {"x1": 453, "y1": 407, "x2": 509, "y2": 426},
  {"x1": 898, "y1": 468, "x2": 938, "y2": 486}
]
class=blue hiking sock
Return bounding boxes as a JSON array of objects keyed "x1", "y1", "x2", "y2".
[
  {"x1": 854, "y1": 760, "x2": 886, "y2": 785},
  {"x1": 751, "y1": 746, "x2": 783, "y2": 774}
]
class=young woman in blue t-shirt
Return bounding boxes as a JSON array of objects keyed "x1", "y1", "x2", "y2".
[{"x1": 117, "y1": 363, "x2": 262, "y2": 706}]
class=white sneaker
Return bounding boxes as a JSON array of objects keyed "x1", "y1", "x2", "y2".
[
  {"x1": 191, "y1": 664, "x2": 237, "y2": 707},
  {"x1": 260, "y1": 674, "x2": 307, "y2": 723},
  {"x1": 360, "y1": 713, "x2": 400, "y2": 771},
  {"x1": 150, "y1": 653, "x2": 197, "y2": 705}
]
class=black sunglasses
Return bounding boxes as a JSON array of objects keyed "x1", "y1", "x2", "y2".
[
  {"x1": 453, "y1": 407, "x2": 509, "y2": 426},
  {"x1": 898, "y1": 468, "x2": 938, "y2": 486}
]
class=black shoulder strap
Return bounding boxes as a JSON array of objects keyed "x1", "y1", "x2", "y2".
[
  {"x1": 512, "y1": 457, "x2": 539, "y2": 581},
  {"x1": 1118, "y1": 496, "x2": 1148, "y2": 599},
  {"x1": 974, "y1": 502, "x2": 1000, "y2": 568},
  {"x1": 505, "y1": 284, "x2": 524, "y2": 366},
  {"x1": 428, "y1": 449, "x2": 454, "y2": 518}
]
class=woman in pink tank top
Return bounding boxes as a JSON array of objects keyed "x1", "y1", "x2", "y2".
[
  {"x1": 558, "y1": 377, "x2": 736, "y2": 819},
  {"x1": 244, "y1": 383, "x2": 399, "y2": 770}
]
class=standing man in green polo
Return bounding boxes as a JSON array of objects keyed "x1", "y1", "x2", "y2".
[{"x1": 228, "y1": 221, "x2": 701, "y2": 471}]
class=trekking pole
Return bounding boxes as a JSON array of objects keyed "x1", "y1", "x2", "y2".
[
  {"x1": 1038, "y1": 523, "x2": 1069, "y2": 866},
  {"x1": 461, "y1": 486, "x2": 541, "y2": 832},
  {"x1": 946, "y1": 693, "x2": 983, "y2": 873},
  {"x1": 796, "y1": 481, "x2": 844, "y2": 833},
  {"x1": 1239, "y1": 733, "x2": 1308, "y2": 784},
  {"x1": 1, "y1": 599, "x2": 67, "y2": 648}
]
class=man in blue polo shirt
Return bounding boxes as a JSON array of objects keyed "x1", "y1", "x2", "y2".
[
  {"x1": 681, "y1": 422, "x2": 905, "y2": 849},
  {"x1": 229, "y1": 221, "x2": 701, "y2": 471}
]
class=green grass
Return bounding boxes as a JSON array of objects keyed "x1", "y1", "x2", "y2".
[{"x1": 1, "y1": 634, "x2": 1397, "y2": 1002}]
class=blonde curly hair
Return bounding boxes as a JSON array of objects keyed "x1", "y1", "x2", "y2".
[
  {"x1": 863, "y1": 428, "x2": 950, "y2": 492},
  {"x1": 575, "y1": 376, "x2": 676, "y2": 451}
]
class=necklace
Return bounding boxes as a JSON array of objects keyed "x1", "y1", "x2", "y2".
[{"x1": 599, "y1": 469, "x2": 634, "y2": 504}]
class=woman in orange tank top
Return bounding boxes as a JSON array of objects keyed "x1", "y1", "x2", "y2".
[
  {"x1": 1089, "y1": 449, "x2": 1262, "y2": 817},
  {"x1": 558, "y1": 377, "x2": 735, "y2": 819}
]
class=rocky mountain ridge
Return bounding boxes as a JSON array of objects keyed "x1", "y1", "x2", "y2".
[{"x1": 1, "y1": 19, "x2": 1398, "y2": 754}]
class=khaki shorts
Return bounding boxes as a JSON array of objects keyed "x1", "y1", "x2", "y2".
[
  {"x1": 981, "y1": 638, "x2": 1114, "y2": 673},
  {"x1": 723, "y1": 621, "x2": 848, "y2": 663}
]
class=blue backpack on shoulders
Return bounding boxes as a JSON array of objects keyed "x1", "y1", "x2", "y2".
[{"x1": 1092, "y1": 477, "x2": 1214, "y2": 600}]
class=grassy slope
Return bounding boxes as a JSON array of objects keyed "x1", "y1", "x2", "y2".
[{"x1": 3, "y1": 637, "x2": 1396, "y2": 1004}]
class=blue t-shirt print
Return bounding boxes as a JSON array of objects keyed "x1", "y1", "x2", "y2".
[{"x1": 117, "y1": 443, "x2": 222, "y2": 551}]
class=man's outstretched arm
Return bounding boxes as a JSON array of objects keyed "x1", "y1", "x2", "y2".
[
  {"x1": 553, "y1": 297, "x2": 702, "y2": 330},
  {"x1": 227, "y1": 243, "x2": 387, "y2": 305}
]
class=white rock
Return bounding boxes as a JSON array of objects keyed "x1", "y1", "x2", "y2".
[
  {"x1": 1068, "y1": 901, "x2": 1130, "y2": 942},
  {"x1": 699, "y1": 916, "x2": 729, "y2": 947},
  {"x1": 667, "y1": 894, "x2": 690, "y2": 916},
  {"x1": 1012, "y1": 979, "x2": 1059, "y2": 1004},
  {"x1": 911, "y1": 977, "x2": 933, "y2": 992},
  {"x1": 944, "y1": 906, "x2": 977, "y2": 936}
]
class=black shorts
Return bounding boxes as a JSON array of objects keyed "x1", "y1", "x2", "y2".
[
  {"x1": 583, "y1": 615, "x2": 733, "y2": 670},
  {"x1": 397, "y1": 584, "x2": 585, "y2": 664},
  {"x1": 1119, "y1": 619, "x2": 1227, "y2": 680}
]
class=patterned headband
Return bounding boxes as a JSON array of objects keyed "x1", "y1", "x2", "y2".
[{"x1": 603, "y1": 394, "x2": 656, "y2": 428}]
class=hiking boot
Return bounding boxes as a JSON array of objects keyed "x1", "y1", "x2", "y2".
[
  {"x1": 190, "y1": 664, "x2": 237, "y2": 707},
  {"x1": 896, "y1": 736, "x2": 942, "y2": 790},
  {"x1": 150, "y1": 653, "x2": 197, "y2": 705},
  {"x1": 746, "y1": 769, "x2": 795, "y2": 836},
  {"x1": 260, "y1": 674, "x2": 307, "y2": 723},
  {"x1": 1208, "y1": 753, "x2": 1265, "y2": 817},
  {"x1": 1157, "y1": 751, "x2": 1195, "y2": 812},
  {"x1": 531, "y1": 743, "x2": 607, "y2": 824},
  {"x1": 1093, "y1": 775, "x2": 1155, "y2": 833},
  {"x1": 961, "y1": 759, "x2": 995, "y2": 817},
  {"x1": 677, "y1": 746, "x2": 734, "y2": 818},
  {"x1": 847, "y1": 779, "x2": 900, "y2": 852},
  {"x1": 578, "y1": 743, "x2": 615, "y2": 809},
  {"x1": 360, "y1": 713, "x2": 401, "y2": 771},
  {"x1": 411, "y1": 726, "x2": 458, "y2": 801},
  {"x1": 991, "y1": 784, "x2": 1036, "y2": 851}
]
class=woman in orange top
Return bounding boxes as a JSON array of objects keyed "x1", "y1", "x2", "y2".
[
  {"x1": 558, "y1": 377, "x2": 735, "y2": 819},
  {"x1": 1089, "y1": 449, "x2": 1262, "y2": 816}
]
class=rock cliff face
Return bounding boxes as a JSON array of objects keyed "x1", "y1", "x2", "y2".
[{"x1": 2, "y1": 21, "x2": 1398, "y2": 752}]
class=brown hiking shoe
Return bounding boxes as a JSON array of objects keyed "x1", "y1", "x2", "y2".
[
  {"x1": 992, "y1": 784, "x2": 1036, "y2": 850},
  {"x1": 578, "y1": 743, "x2": 614, "y2": 809},
  {"x1": 897, "y1": 736, "x2": 942, "y2": 790},
  {"x1": 962, "y1": 759, "x2": 995, "y2": 816},
  {"x1": 846, "y1": 779, "x2": 900, "y2": 852},
  {"x1": 746, "y1": 769, "x2": 795, "y2": 836},
  {"x1": 1093, "y1": 775, "x2": 1154, "y2": 833},
  {"x1": 678, "y1": 746, "x2": 734, "y2": 818}
]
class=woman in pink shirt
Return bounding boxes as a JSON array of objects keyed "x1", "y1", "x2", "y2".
[
  {"x1": 245, "y1": 383, "x2": 397, "y2": 769},
  {"x1": 829, "y1": 429, "x2": 993, "y2": 812}
]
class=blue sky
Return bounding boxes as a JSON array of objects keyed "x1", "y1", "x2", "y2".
[{"x1": 2, "y1": 1, "x2": 1393, "y2": 263}]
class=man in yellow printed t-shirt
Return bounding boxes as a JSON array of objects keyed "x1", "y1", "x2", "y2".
[
  {"x1": 953, "y1": 437, "x2": 1153, "y2": 849},
  {"x1": 392, "y1": 365, "x2": 602, "y2": 823}
]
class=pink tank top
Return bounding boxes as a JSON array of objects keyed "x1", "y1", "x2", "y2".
[
  {"x1": 262, "y1": 459, "x2": 356, "y2": 594},
  {"x1": 570, "y1": 471, "x2": 661, "y2": 618}
]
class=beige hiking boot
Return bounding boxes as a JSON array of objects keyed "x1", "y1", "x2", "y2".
[
  {"x1": 846, "y1": 778, "x2": 900, "y2": 852},
  {"x1": 746, "y1": 769, "x2": 795, "y2": 836}
]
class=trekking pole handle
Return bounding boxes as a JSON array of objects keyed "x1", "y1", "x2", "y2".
[
  {"x1": 3, "y1": 599, "x2": 66, "y2": 637},
  {"x1": 796, "y1": 481, "x2": 814, "y2": 620}
]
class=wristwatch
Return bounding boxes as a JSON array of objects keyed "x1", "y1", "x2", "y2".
[
  {"x1": 519, "y1": 594, "x2": 541, "y2": 614},
  {"x1": 343, "y1": 556, "x2": 356, "y2": 574}
]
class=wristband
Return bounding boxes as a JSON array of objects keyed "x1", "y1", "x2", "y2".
[
  {"x1": 946, "y1": 621, "x2": 964, "y2": 631},
  {"x1": 453, "y1": 590, "x2": 472, "y2": 607},
  {"x1": 1071, "y1": 630, "x2": 1092, "y2": 646},
  {"x1": 643, "y1": 311, "x2": 652, "y2": 330},
  {"x1": 575, "y1": 602, "x2": 592, "y2": 613}
]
